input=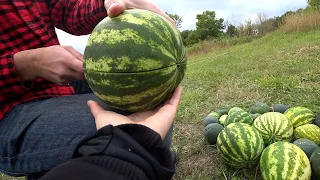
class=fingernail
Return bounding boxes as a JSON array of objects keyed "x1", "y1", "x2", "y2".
[{"x1": 108, "y1": 1, "x2": 120, "y2": 8}]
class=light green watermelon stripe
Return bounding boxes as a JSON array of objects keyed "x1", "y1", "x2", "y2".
[{"x1": 280, "y1": 120, "x2": 293, "y2": 140}]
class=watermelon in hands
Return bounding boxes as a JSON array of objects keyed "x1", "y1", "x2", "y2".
[{"x1": 84, "y1": 9, "x2": 187, "y2": 112}]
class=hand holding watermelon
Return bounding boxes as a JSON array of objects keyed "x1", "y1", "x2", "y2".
[
  {"x1": 104, "y1": 0, "x2": 175, "y2": 26},
  {"x1": 87, "y1": 86, "x2": 182, "y2": 139},
  {"x1": 14, "y1": 45, "x2": 85, "y2": 84}
]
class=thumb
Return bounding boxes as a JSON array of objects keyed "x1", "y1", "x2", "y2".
[
  {"x1": 87, "y1": 100, "x2": 104, "y2": 119},
  {"x1": 104, "y1": 1, "x2": 126, "y2": 17}
]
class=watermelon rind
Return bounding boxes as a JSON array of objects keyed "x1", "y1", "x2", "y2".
[
  {"x1": 260, "y1": 142, "x2": 311, "y2": 180},
  {"x1": 294, "y1": 124, "x2": 320, "y2": 145},
  {"x1": 272, "y1": 104, "x2": 289, "y2": 114},
  {"x1": 250, "y1": 102, "x2": 271, "y2": 114},
  {"x1": 293, "y1": 138, "x2": 319, "y2": 158},
  {"x1": 253, "y1": 112, "x2": 293, "y2": 146},
  {"x1": 84, "y1": 9, "x2": 187, "y2": 112},
  {"x1": 204, "y1": 123, "x2": 224, "y2": 145},
  {"x1": 203, "y1": 116, "x2": 219, "y2": 127},
  {"x1": 224, "y1": 110, "x2": 253, "y2": 126},
  {"x1": 310, "y1": 148, "x2": 320, "y2": 180},
  {"x1": 284, "y1": 107, "x2": 315, "y2": 128},
  {"x1": 217, "y1": 122, "x2": 264, "y2": 169}
]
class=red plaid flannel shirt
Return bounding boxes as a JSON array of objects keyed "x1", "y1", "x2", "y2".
[{"x1": 0, "y1": 0, "x2": 107, "y2": 120}]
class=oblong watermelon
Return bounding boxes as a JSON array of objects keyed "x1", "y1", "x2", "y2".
[
  {"x1": 260, "y1": 142, "x2": 311, "y2": 180},
  {"x1": 253, "y1": 112, "x2": 293, "y2": 145},
  {"x1": 217, "y1": 122, "x2": 264, "y2": 169},
  {"x1": 284, "y1": 107, "x2": 315, "y2": 128},
  {"x1": 294, "y1": 124, "x2": 320, "y2": 145},
  {"x1": 84, "y1": 9, "x2": 187, "y2": 112}
]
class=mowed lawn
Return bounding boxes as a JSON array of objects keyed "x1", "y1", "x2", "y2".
[
  {"x1": 172, "y1": 30, "x2": 320, "y2": 179},
  {"x1": 1, "y1": 30, "x2": 320, "y2": 180}
]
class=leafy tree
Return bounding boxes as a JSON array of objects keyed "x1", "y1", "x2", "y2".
[
  {"x1": 166, "y1": 12, "x2": 183, "y2": 29},
  {"x1": 307, "y1": 0, "x2": 320, "y2": 9},
  {"x1": 180, "y1": 30, "x2": 200, "y2": 46},
  {"x1": 226, "y1": 24, "x2": 238, "y2": 37},
  {"x1": 195, "y1": 10, "x2": 224, "y2": 40}
]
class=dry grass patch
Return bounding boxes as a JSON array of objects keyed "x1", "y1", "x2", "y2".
[{"x1": 281, "y1": 10, "x2": 320, "y2": 32}]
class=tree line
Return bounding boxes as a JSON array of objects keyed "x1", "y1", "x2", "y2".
[{"x1": 166, "y1": 0, "x2": 320, "y2": 47}]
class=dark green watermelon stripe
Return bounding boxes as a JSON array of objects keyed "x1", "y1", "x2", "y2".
[
  {"x1": 232, "y1": 123, "x2": 251, "y2": 160},
  {"x1": 251, "y1": 128, "x2": 264, "y2": 159},
  {"x1": 273, "y1": 113, "x2": 286, "y2": 136},
  {"x1": 220, "y1": 127, "x2": 244, "y2": 162},
  {"x1": 217, "y1": 131, "x2": 243, "y2": 164},
  {"x1": 86, "y1": 70, "x2": 177, "y2": 110},
  {"x1": 238, "y1": 123, "x2": 253, "y2": 160},
  {"x1": 260, "y1": 144, "x2": 273, "y2": 179},
  {"x1": 86, "y1": 65, "x2": 177, "y2": 94}
]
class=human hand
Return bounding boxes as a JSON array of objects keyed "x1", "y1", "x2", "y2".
[
  {"x1": 14, "y1": 45, "x2": 85, "y2": 84},
  {"x1": 88, "y1": 86, "x2": 183, "y2": 139},
  {"x1": 104, "y1": 0, "x2": 175, "y2": 26}
]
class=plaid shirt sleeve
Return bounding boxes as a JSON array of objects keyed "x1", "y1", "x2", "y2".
[
  {"x1": 0, "y1": 53, "x2": 31, "y2": 101},
  {"x1": 48, "y1": 0, "x2": 107, "y2": 35}
]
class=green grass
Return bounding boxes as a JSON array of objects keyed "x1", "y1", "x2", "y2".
[
  {"x1": 1, "y1": 30, "x2": 320, "y2": 180},
  {"x1": 172, "y1": 30, "x2": 320, "y2": 179}
]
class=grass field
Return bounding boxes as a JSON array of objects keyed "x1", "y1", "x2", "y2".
[
  {"x1": 1, "y1": 30, "x2": 320, "y2": 180},
  {"x1": 172, "y1": 30, "x2": 320, "y2": 179}
]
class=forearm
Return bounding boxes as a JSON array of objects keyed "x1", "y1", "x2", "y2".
[
  {"x1": 13, "y1": 49, "x2": 38, "y2": 82},
  {"x1": 49, "y1": 0, "x2": 107, "y2": 35}
]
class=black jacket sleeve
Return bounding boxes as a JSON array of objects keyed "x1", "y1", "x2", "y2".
[{"x1": 40, "y1": 124, "x2": 175, "y2": 180}]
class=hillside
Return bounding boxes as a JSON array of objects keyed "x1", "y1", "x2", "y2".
[{"x1": 173, "y1": 30, "x2": 320, "y2": 179}]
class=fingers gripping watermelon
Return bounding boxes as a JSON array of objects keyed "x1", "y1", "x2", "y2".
[{"x1": 84, "y1": 9, "x2": 187, "y2": 112}]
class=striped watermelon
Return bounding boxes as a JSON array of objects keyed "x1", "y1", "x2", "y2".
[
  {"x1": 83, "y1": 9, "x2": 187, "y2": 112},
  {"x1": 294, "y1": 124, "x2": 320, "y2": 145},
  {"x1": 224, "y1": 110, "x2": 253, "y2": 126},
  {"x1": 284, "y1": 107, "x2": 315, "y2": 128},
  {"x1": 253, "y1": 112, "x2": 293, "y2": 145},
  {"x1": 260, "y1": 142, "x2": 311, "y2": 180},
  {"x1": 217, "y1": 122, "x2": 264, "y2": 168}
]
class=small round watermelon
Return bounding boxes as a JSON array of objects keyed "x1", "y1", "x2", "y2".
[
  {"x1": 84, "y1": 9, "x2": 187, "y2": 112},
  {"x1": 208, "y1": 112, "x2": 220, "y2": 119},
  {"x1": 250, "y1": 102, "x2": 271, "y2": 114},
  {"x1": 203, "y1": 116, "x2": 219, "y2": 127},
  {"x1": 293, "y1": 138, "x2": 319, "y2": 158},
  {"x1": 217, "y1": 108, "x2": 229, "y2": 116},
  {"x1": 204, "y1": 123, "x2": 224, "y2": 145},
  {"x1": 219, "y1": 115, "x2": 228, "y2": 126},
  {"x1": 310, "y1": 148, "x2": 320, "y2": 179},
  {"x1": 272, "y1": 104, "x2": 289, "y2": 114},
  {"x1": 251, "y1": 113, "x2": 261, "y2": 120}
]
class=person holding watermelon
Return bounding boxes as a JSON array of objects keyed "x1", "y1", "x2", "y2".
[{"x1": 0, "y1": 0, "x2": 179, "y2": 179}]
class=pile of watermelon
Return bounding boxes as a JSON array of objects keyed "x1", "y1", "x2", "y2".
[{"x1": 203, "y1": 102, "x2": 320, "y2": 180}]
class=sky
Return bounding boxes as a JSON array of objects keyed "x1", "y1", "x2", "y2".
[{"x1": 56, "y1": 0, "x2": 308, "y2": 54}]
